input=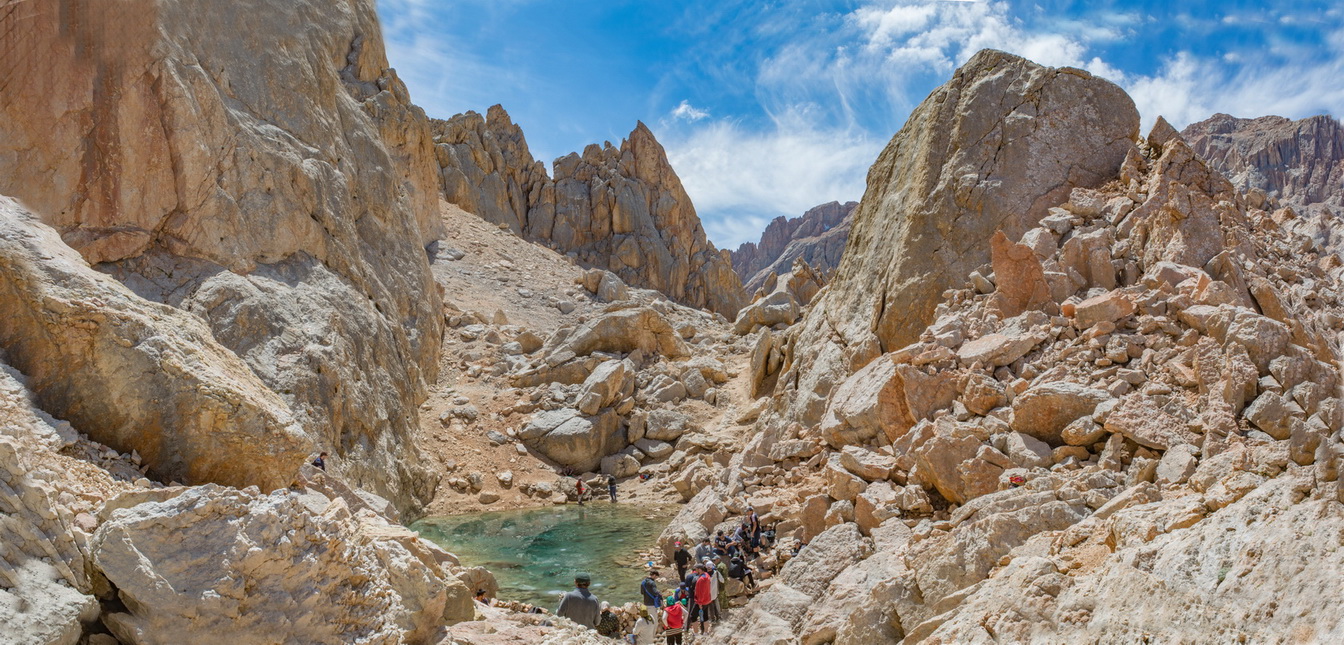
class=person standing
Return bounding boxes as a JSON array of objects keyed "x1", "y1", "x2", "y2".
[
  {"x1": 690, "y1": 565, "x2": 713, "y2": 635},
  {"x1": 607, "y1": 474, "x2": 618, "y2": 502},
  {"x1": 661, "y1": 599, "x2": 686, "y2": 645},
  {"x1": 704, "y1": 559, "x2": 721, "y2": 623},
  {"x1": 575, "y1": 477, "x2": 586, "y2": 505},
  {"x1": 746, "y1": 506, "x2": 762, "y2": 550},
  {"x1": 556, "y1": 573, "x2": 600, "y2": 628},
  {"x1": 712, "y1": 555, "x2": 729, "y2": 616},
  {"x1": 640, "y1": 569, "x2": 662, "y2": 609},
  {"x1": 673, "y1": 542, "x2": 692, "y2": 582}
]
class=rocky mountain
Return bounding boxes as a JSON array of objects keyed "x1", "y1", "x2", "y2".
[
  {"x1": 660, "y1": 50, "x2": 1344, "y2": 643},
  {"x1": 731, "y1": 200, "x2": 857, "y2": 295},
  {"x1": 0, "y1": 0, "x2": 442, "y2": 515},
  {"x1": 1184, "y1": 112, "x2": 1344, "y2": 255},
  {"x1": 432, "y1": 106, "x2": 747, "y2": 317}
]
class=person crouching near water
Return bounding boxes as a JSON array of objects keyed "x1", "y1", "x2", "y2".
[{"x1": 556, "y1": 573, "x2": 600, "y2": 628}]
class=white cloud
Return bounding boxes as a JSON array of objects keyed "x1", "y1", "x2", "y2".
[
  {"x1": 670, "y1": 100, "x2": 710, "y2": 122},
  {"x1": 663, "y1": 113, "x2": 882, "y2": 250}
]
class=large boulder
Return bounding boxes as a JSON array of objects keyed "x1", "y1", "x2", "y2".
[
  {"x1": 1011, "y1": 382, "x2": 1111, "y2": 445},
  {"x1": 0, "y1": 200, "x2": 310, "y2": 490},
  {"x1": 820, "y1": 357, "x2": 956, "y2": 448},
  {"x1": 91, "y1": 485, "x2": 470, "y2": 645},
  {"x1": 519, "y1": 409, "x2": 625, "y2": 472},
  {"x1": 767, "y1": 49, "x2": 1137, "y2": 433},
  {"x1": 548, "y1": 307, "x2": 689, "y2": 360},
  {"x1": 0, "y1": 0, "x2": 445, "y2": 515}
]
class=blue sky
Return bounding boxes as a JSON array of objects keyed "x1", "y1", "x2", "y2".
[{"x1": 379, "y1": 0, "x2": 1344, "y2": 250}]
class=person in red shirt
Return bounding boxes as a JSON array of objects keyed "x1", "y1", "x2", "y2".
[
  {"x1": 689, "y1": 564, "x2": 713, "y2": 635},
  {"x1": 661, "y1": 599, "x2": 686, "y2": 645}
]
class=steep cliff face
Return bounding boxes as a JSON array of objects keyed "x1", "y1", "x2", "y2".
[
  {"x1": 1183, "y1": 112, "x2": 1344, "y2": 254},
  {"x1": 431, "y1": 107, "x2": 747, "y2": 317},
  {"x1": 732, "y1": 201, "x2": 857, "y2": 295},
  {"x1": 0, "y1": 0, "x2": 444, "y2": 515},
  {"x1": 763, "y1": 50, "x2": 1139, "y2": 430}
]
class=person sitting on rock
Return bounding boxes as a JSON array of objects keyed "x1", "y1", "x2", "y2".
[
  {"x1": 728, "y1": 556, "x2": 757, "y2": 591},
  {"x1": 596, "y1": 601, "x2": 621, "y2": 637},
  {"x1": 630, "y1": 605, "x2": 657, "y2": 645},
  {"x1": 311, "y1": 451, "x2": 328, "y2": 471},
  {"x1": 556, "y1": 573, "x2": 600, "y2": 628},
  {"x1": 474, "y1": 588, "x2": 491, "y2": 606},
  {"x1": 694, "y1": 537, "x2": 713, "y2": 563},
  {"x1": 713, "y1": 530, "x2": 730, "y2": 556}
]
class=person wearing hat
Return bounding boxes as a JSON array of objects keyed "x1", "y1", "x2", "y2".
[
  {"x1": 703, "y1": 559, "x2": 722, "y2": 623},
  {"x1": 630, "y1": 605, "x2": 657, "y2": 644},
  {"x1": 596, "y1": 601, "x2": 621, "y2": 637},
  {"x1": 712, "y1": 555, "x2": 729, "y2": 615},
  {"x1": 556, "y1": 573, "x2": 601, "y2": 628}
]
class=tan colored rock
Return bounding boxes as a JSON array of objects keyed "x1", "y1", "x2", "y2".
[
  {"x1": 0, "y1": 201, "x2": 310, "y2": 491},
  {"x1": 839, "y1": 446, "x2": 897, "y2": 482},
  {"x1": 825, "y1": 455, "x2": 870, "y2": 502},
  {"x1": 764, "y1": 49, "x2": 1137, "y2": 433},
  {"x1": 960, "y1": 372, "x2": 1008, "y2": 415},
  {"x1": 820, "y1": 357, "x2": 956, "y2": 448},
  {"x1": 986, "y1": 230, "x2": 1054, "y2": 317},
  {"x1": 0, "y1": 0, "x2": 445, "y2": 515},
  {"x1": 1072, "y1": 290, "x2": 1136, "y2": 329},
  {"x1": 574, "y1": 359, "x2": 636, "y2": 415},
  {"x1": 1104, "y1": 395, "x2": 1199, "y2": 450},
  {"x1": 854, "y1": 482, "x2": 901, "y2": 535},
  {"x1": 92, "y1": 485, "x2": 469, "y2": 645},
  {"x1": 518, "y1": 409, "x2": 625, "y2": 472},
  {"x1": 1010, "y1": 382, "x2": 1110, "y2": 445},
  {"x1": 957, "y1": 331, "x2": 1043, "y2": 368},
  {"x1": 434, "y1": 112, "x2": 746, "y2": 316},
  {"x1": 548, "y1": 307, "x2": 689, "y2": 359},
  {"x1": 734, "y1": 289, "x2": 801, "y2": 334}
]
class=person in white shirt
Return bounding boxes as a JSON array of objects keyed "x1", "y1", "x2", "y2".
[
  {"x1": 629, "y1": 606, "x2": 657, "y2": 644},
  {"x1": 704, "y1": 558, "x2": 721, "y2": 622}
]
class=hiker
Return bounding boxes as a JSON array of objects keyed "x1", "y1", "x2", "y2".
[
  {"x1": 596, "y1": 601, "x2": 621, "y2": 637},
  {"x1": 311, "y1": 451, "x2": 328, "y2": 471},
  {"x1": 694, "y1": 537, "x2": 713, "y2": 563},
  {"x1": 704, "y1": 559, "x2": 722, "y2": 623},
  {"x1": 629, "y1": 605, "x2": 657, "y2": 644},
  {"x1": 712, "y1": 555, "x2": 729, "y2": 615},
  {"x1": 640, "y1": 569, "x2": 662, "y2": 609},
  {"x1": 690, "y1": 564, "x2": 713, "y2": 635},
  {"x1": 575, "y1": 477, "x2": 586, "y2": 505},
  {"x1": 473, "y1": 588, "x2": 490, "y2": 606},
  {"x1": 673, "y1": 541, "x2": 692, "y2": 581},
  {"x1": 607, "y1": 474, "x2": 618, "y2": 502},
  {"x1": 661, "y1": 597, "x2": 686, "y2": 645},
  {"x1": 747, "y1": 506, "x2": 761, "y2": 548},
  {"x1": 556, "y1": 573, "x2": 600, "y2": 628},
  {"x1": 729, "y1": 556, "x2": 757, "y2": 590},
  {"x1": 760, "y1": 523, "x2": 777, "y2": 551}
]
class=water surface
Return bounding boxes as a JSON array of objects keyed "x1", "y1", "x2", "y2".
[{"x1": 412, "y1": 503, "x2": 673, "y2": 609}]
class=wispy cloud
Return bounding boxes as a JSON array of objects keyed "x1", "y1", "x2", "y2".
[{"x1": 670, "y1": 100, "x2": 710, "y2": 122}]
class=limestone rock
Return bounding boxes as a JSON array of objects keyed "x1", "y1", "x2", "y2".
[
  {"x1": 518, "y1": 409, "x2": 625, "y2": 472},
  {"x1": 734, "y1": 289, "x2": 802, "y2": 334},
  {"x1": 839, "y1": 446, "x2": 897, "y2": 482},
  {"x1": 820, "y1": 357, "x2": 956, "y2": 448},
  {"x1": 0, "y1": 201, "x2": 310, "y2": 491},
  {"x1": 1010, "y1": 382, "x2": 1110, "y2": 445},
  {"x1": 1072, "y1": 291, "x2": 1135, "y2": 329},
  {"x1": 732, "y1": 201, "x2": 856, "y2": 293},
  {"x1": 986, "y1": 230, "x2": 1054, "y2": 317},
  {"x1": 575, "y1": 359, "x2": 635, "y2": 415},
  {"x1": 548, "y1": 307, "x2": 689, "y2": 360},
  {"x1": 0, "y1": 0, "x2": 445, "y2": 515},
  {"x1": 433, "y1": 111, "x2": 746, "y2": 316},
  {"x1": 92, "y1": 485, "x2": 469, "y2": 645},
  {"x1": 1104, "y1": 395, "x2": 1199, "y2": 450}
]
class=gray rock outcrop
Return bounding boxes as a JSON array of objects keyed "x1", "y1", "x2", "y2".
[{"x1": 732, "y1": 200, "x2": 857, "y2": 295}]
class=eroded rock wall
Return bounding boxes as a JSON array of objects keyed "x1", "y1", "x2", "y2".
[
  {"x1": 732, "y1": 200, "x2": 856, "y2": 295},
  {"x1": 431, "y1": 108, "x2": 747, "y2": 317},
  {"x1": 0, "y1": 0, "x2": 444, "y2": 515}
]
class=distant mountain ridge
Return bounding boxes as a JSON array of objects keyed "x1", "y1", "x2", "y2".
[{"x1": 731, "y1": 200, "x2": 857, "y2": 294}]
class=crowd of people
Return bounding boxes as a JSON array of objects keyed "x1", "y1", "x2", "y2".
[{"x1": 553, "y1": 505, "x2": 792, "y2": 644}]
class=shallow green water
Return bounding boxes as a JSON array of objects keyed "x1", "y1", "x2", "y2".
[{"x1": 412, "y1": 504, "x2": 673, "y2": 609}]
